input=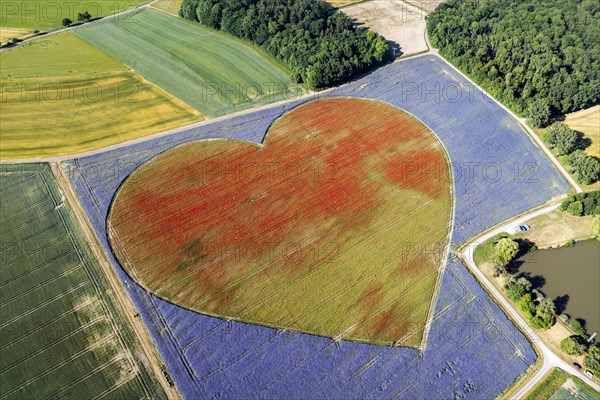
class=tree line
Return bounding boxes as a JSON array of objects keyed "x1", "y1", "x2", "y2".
[
  {"x1": 493, "y1": 236, "x2": 599, "y2": 375},
  {"x1": 561, "y1": 190, "x2": 600, "y2": 216},
  {"x1": 543, "y1": 123, "x2": 600, "y2": 185},
  {"x1": 179, "y1": 0, "x2": 391, "y2": 89},
  {"x1": 426, "y1": 0, "x2": 600, "y2": 126},
  {"x1": 493, "y1": 238, "x2": 556, "y2": 329}
]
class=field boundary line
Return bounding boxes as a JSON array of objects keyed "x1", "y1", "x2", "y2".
[
  {"x1": 0, "y1": 89, "x2": 318, "y2": 164},
  {"x1": 51, "y1": 173, "x2": 151, "y2": 399},
  {"x1": 104, "y1": 95, "x2": 453, "y2": 349},
  {"x1": 50, "y1": 162, "x2": 180, "y2": 400},
  {"x1": 426, "y1": 52, "x2": 582, "y2": 193},
  {"x1": 0, "y1": 0, "x2": 159, "y2": 53}
]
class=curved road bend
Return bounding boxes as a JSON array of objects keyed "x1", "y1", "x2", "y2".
[
  {"x1": 461, "y1": 203, "x2": 600, "y2": 398},
  {"x1": 3, "y1": 3, "x2": 594, "y2": 397}
]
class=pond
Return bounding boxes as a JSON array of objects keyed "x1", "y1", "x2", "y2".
[{"x1": 516, "y1": 239, "x2": 600, "y2": 336}]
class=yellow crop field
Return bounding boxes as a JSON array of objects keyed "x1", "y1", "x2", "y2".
[
  {"x1": 0, "y1": 28, "x2": 33, "y2": 45},
  {"x1": 0, "y1": 32, "x2": 200, "y2": 159},
  {"x1": 152, "y1": 0, "x2": 183, "y2": 15},
  {"x1": 565, "y1": 105, "x2": 600, "y2": 158}
]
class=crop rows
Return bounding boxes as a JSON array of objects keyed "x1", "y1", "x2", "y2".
[
  {"x1": 65, "y1": 55, "x2": 568, "y2": 398},
  {"x1": 0, "y1": 32, "x2": 199, "y2": 160},
  {"x1": 74, "y1": 8, "x2": 300, "y2": 118},
  {"x1": 1, "y1": 0, "x2": 148, "y2": 31},
  {"x1": 0, "y1": 164, "x2": 165, "y2": 400}
]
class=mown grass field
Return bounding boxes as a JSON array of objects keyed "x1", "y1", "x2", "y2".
[
  {"x1": 342, "y1": 0, "x2": 428, "y2": 56},
  {"x1": 108, "y1": 98, "x2": 452, "y2": 346},
  {"x1": 0, "y1": 0, "x2": 148, "y2": 31},
  {"x1": 533, "y1": 105, "x2": 600, "y2": 191},
  {"x1": 0, "y1": 28, "x2": 32, "y2": 45},
  {"x1": 326, "y1": 0, "x2": 366, "y2": 7},
  {"x1": 74, "y1": 8, "x2": 301, "y2": 117},
  {"x1": 525, "y1": 368, "x2": 600, "y2": 400},
  {"x1": 472, "y1": 208, "x2": 594, "y2": 257},
  {"x1": 510, "y1": 208, "x2": 594, "y2": 248},
  {"x1": 0, "y1": 164, "x2": 164, "y2": 400},
  {"x1": 0, "y1": 32, "x2": 200, "y2": 159},
  {"x1": 565, "y1": 105, "x2": 600, "y2": 158},
  {"x1": 152, "y1": 0, "x2": 182, "y2": 15}
]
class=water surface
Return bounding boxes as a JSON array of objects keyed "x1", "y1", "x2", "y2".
[{"x1": 517, "y1": 239, "x2": 600, "y2": 335}]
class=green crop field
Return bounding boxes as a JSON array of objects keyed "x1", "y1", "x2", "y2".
[
  {"x1": 1, "y1": 32, "x2": 126, "y2": 79},
  {"x1": 525, "y1": 368, "x2": 600, "y2": 400},
  {"x1": 74, "y1": 8, "x2": 301, "y2": 117},
  {"x1": 0, "y1": 164, "x2": 165, "y2": 399},
  {"x1": 0, "y1": 32, "x2": 200, "y2": 160},
  {"x1": 0, "y1": 0, "x2": 149, "y2": 32}
]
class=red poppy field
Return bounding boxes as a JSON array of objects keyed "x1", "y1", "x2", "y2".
[{"x1": 108, "y1": 97, "x2": 452, "y2": 346}]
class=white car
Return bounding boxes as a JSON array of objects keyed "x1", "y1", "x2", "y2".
[{"x1": 584, "y1": 370, "x2": 594, "y2": 378}]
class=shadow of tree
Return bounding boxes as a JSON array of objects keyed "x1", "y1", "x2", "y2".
[
  {"x1": 575, "y1": 317, "x2": 588, "y2": 332},
  {"x1": 574, "y1": 130, "x2": 592, "y2": 151},
  {"x1": 554, "y1": 294, "x2": 570, "y2": 314}
]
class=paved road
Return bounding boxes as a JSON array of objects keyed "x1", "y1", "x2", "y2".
[
  {"x1": 0, "y1": 0, "x2": 158, "y2": 53},
  {"x1": 461, "y1": 203, "x2": 600, "y2": 398},
  {"x1": 2, "y1": 4, "x2": 593, "y2": 397},
  {"x1": 424, "y1": 14, "x2": 589, "y2": 395}
]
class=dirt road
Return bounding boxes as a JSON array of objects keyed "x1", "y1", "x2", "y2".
[{"x1": 50, "y1": 162, "x2": 180, "y2": 400}]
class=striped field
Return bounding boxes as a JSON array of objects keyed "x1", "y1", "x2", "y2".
[
  {"x1": 0, "y1": 164, "x2": 165, "y2": 400},
  {"x1": 565, "y1": 105, "x2": 600, "y2": 158},
  {"x1": 0, "y1": 0, "x2": 149, "y2": 31},
  {"x1": 108, "y1": 98, "x2": 453, "y2": 347},
  {"x1": 0, "y1": 32, "x2": 200, "y2": 160},
  {"x1": 74, "y1": 8, "x2": 301, "y2": 117}
]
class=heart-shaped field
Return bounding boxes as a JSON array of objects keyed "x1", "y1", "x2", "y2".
[{"x1": 108, "y1": 97, "x2": 452, "y2": 346}]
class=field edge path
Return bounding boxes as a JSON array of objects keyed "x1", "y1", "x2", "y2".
[
  {"x1": 422, "y1": 25, "x2": 582, "y2": 194},
  {"x1": 49, "y1": 162, "x2": 181, "y2": 400},
  {"x1": 3, "y1": 5, "x2": 590, "y2": 397}
]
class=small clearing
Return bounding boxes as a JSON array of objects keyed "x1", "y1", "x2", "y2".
[
  {"x1": 565, "y1": 105, "x2": 600, "y2": 158},
  {"x1": 342, "y1": 0, "x2": 428, "y2": 56}
]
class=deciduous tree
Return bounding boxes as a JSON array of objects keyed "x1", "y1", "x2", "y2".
[
  {"x1": 560, "y1": 336, "x2": 587, "y2": 356},
  {"x1": 495, "y1": 238, "x2": 519, "y2": 267}
]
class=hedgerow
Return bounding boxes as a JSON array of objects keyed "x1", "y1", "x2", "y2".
[
  {"x1": 179, "y1": 0, "x2": 390, "y2": 88},
  {"x1": 560, "y1": 190, "x2": 600, "y2": 216}
]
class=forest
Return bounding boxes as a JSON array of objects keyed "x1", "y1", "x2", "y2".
[
  {"x1": 427, "y1": 0, "x2": 600, "y2": 124},
  {"x1": 179, "y1": 0, "x2": 390, "y2": 89}
]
